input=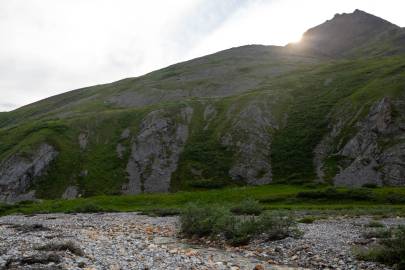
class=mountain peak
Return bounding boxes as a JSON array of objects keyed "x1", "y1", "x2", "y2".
[{"x1": 291, "y1": 9, "x2": 400, "y2": 57}]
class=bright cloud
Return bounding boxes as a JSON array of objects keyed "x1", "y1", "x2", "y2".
[{"x1": 0, "y1": 0, "x2": 404, "y2": 111}]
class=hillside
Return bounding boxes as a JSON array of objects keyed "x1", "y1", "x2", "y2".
[{"x1": 0, "y1": 10, "x2": 404, "y2": 202}]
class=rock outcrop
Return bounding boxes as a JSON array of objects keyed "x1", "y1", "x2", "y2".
[
  {"x1": 316, "y1": 98, "x2": 405, "y2": 186},
  {"x1": 0, "y1": 144, "x2": 58, "y2": 202},
  {"x1": 222, "y1": 101, "x2": 277, "y2": 185},
  {"x1": 62, "y1": 186, "x2": 79, "y2": 199},
  {"x1": 123, "y1": 107, "x2": 193, "y2": 194}
]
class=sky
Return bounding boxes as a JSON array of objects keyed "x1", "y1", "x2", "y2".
[{"x1": 1, "y1": 0, "x2": 405, "y2": 111}]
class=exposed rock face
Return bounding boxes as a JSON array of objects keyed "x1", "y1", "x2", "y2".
[
  {"x1": 116, "y1": 143, "x2": 126, "y2": 159},
  {"x1": 123, "y1": 107, "x2": 193, "y2": 194},
  {"x1": 316, "y1": 97, "x2": 405, "y2": 186},
  {"x1": 62, "y1": 186, "x2": 79, "y2": 199},
  {"x1": 0, "y1": 144, "x2": 58, "y2": 202},
  {"x1": 222, "y1": 101, "x2": 277, "y2": 185},
  {"x1": 78, "y1": 133, "x2": 89, "y2": 150},
  {"x1": 379, "y1": 143, "x2": 405, "y2": 185}
]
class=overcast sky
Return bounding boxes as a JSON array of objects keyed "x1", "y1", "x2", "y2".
[{"x1": 1, "y1": 0, "x2": 405, "y2": 111}]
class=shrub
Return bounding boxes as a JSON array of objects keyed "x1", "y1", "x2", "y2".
[
  {"x1": 180, "y1": 203, "x2": 226, "y2": 237},
  {"x1": 356, "y1": 226, "x2": 405, "y2": 269},
  {"x1": 217, "y1": 215, "x2": 258, "y2": 246},
  {"x1": 297, "y1": 188, "x2": 375, "y2": 201},
  {"x1": 362, "y1": 183, "x2": 379, "y2": 189},
  {"x1": 297, "y1": 188, "x2": 340, "y2": 200},
  {"x1": 69, "y1": 202, "x2": 104, "y2": 213},
  {"x1": 362, "y1": 228, "x2": 392, "y2": 239},
  {"x1": 379, "y1": 226, "x2": 405, "y2": 268},
  {"x1": 141, "y1": 208, "x2": 180, "y2": 217},
  {"x1": 298, "y1": 216, "x2": 317, "y2": 224},
  {"x1": 354, "y1": 245, "x2": 388, "y2": 262},
  {"x1": 258, "y1": 212, "x2": 301, "y2": 240},
  {"x1": 386, "y1": 193, "x2": 405, "y2": 204},
  {"x1": 346, "y1": 188, "x2": 375, "y2": 201},
  {"x1": 0, "y1": 204, "x2": 14, "y2": 215},
  {"x1": 188, "y1": 179, "x2": 227, "y2": 189},
  {"x1": 367, "y1": 221, "x2": 385, "y2": 228},
  {"x1": 230, "y1": 198, "x2": 263, "y2": 216},
  {"x1": 179, "y1": 205, "x2": 300, "y2": 246}
]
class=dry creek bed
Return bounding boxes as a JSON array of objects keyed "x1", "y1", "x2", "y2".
[{"x1": 0, "y1": 213, "x2": 404, "y2": 270}]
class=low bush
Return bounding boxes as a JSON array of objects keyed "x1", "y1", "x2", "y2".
[
  {"x1": 180, "y1": 203, "x2": 226, "y2": 237},
  {"x1": 230, "y1": 198, "x2": 263, "y2": 216},
  {"x1": 367, "y1": 221, "x2": 385, "y2": 228},
  {"x1": 355, "y1": 226, "x2": 405, "y2": 269},
  {"x1": 362, "y1": 183, "x2": 379, "y2": 189},
  {"x1": 217, "y1": 215, "x2": 258, "y2": 246},
  {"x1": 297, "y1": 188, "x2": 340, "y2": 200},
  {"x1": 188, "y1": 179, "x2": 227, "y2": 189},
  {"x1": 259, "y1": 212, "x2": 301, "y2": 240},
  {"x1": 69, "y1": 203, "x2": 104, "y2": 213},
  {"x1": 0, "y1": 204, "x2": 14, "y2": 215},
  {"x1": 180, "y1": 204, "x2": 301, "y2": 246},
  {"x1": 297, "y1": 188, "x2": 375, "y2": 201},
  {"x1": 386, "y1": 193, "x2": 405, "y2": 204},
  {"x1": 346, "y1": 188, "x2": 375, "y2": 201},
  {"x1": 362, "y1": 228, "x2": 392, "y2": 239},
  {"x1": 141, "y1": 208, "x2": 181, "y2": 217},
  {"x1": 298, "y1": 216, "x2": 317, "y2": 224}
]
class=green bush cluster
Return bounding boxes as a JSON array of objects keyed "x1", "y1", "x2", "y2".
[
  {"x1": 141, "y1": 208, "x2": 181, "y2": 217},
  {"x1": 297, "y1": 188, "x2": 375, "y2": 201},
  {"x1": 386, "y1": 193, "x2": 405, "y2": 204},
  {"x1": 68, "y1": 202, "x2": 105, "y2": 213},
  {"x1": 230, "y1": 198, "x2": 263, "y2": 216},
  {"x1": 362, "y1": 183, "x2": 379, "y2": 189},
  {"x1": 367, "y1": 221, "x2": 385, "y2": 228},
  {"x1": 188, "y1": 179, "x2": 227, "y2": 189},
  {"x1": 298, "y1": 216, "x2": 317, "y2": 224},
  {"x1": 180, "y1": 203, "x2": 299, "y2": 246},
  {"x1": 356, "y1": 226, "x2": 405, "y2": 269}
]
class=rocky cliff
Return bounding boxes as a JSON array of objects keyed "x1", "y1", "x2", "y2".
[{"x1": 0, "y1": 144, "x2": 58, "y2": 202}]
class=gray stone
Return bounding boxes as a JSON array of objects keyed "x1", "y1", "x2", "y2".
[
  {"x1": 62, "y1": 186, "x2": 79, "y2": 200},
  {"x1": 78, "y1": 133, "x2": 88, "y2": 150},
  {"x1": 0, "y1": 143, "x2": 58, "y2": 202},
  {"x1": 123, "y1": 107, "x2": 193, "y2": 194},
  {"x1": 221, "y1": 100, "x2": 277, "y2": 185}
]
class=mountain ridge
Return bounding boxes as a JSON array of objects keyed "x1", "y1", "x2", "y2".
[{"x1": 1, "y1": 10, "x2": 405, "y2": 202}]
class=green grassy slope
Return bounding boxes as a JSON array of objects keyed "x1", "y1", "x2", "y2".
[
  {"x1": 1, "y1": 53, "x2": 405, "y2": 198},
  {"x1": 1, "y1": 11, "x2": 405, "y2": 200}
]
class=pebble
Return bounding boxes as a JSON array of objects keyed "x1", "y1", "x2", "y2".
[{"x1": 0, "y1": 213, "x2": 403, "y2": 270}]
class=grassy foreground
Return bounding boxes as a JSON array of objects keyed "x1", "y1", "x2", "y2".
[{"x1": 1, "y1": 184, "x2": 405, "y2": 217}]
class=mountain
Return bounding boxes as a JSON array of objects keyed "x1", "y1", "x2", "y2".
[
  {"x1": 289, "y1": 9, "x2": 405, "y2": 57},
  {"x1": 1, "y1": 10, "x2": 405, "y2": 202}
]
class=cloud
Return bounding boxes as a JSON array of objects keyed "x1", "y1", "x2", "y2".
[{"x1": 0, "y1": 0, "x2": 404, "y2": 111}]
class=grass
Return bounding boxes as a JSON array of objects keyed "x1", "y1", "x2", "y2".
[{"x1": 1, "y1": 185, "x2": 404, "y2": 217}]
